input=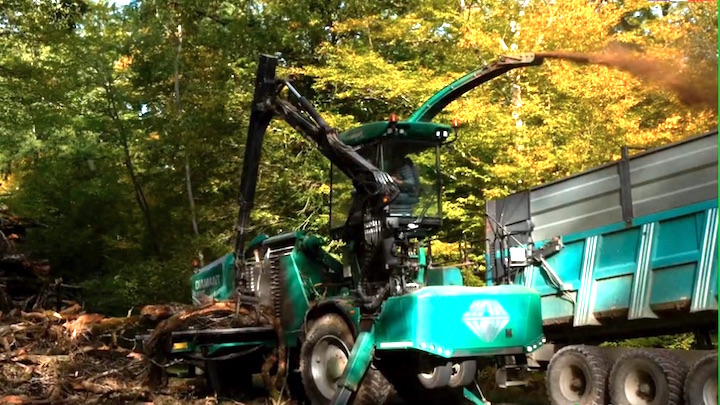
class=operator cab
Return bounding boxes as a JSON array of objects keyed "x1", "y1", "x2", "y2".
[{"x1": 329, "y1": 119, "x2": 452, "y2": 240}]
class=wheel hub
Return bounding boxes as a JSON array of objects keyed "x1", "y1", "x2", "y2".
[
  {"x1": 703, "y1": 376, "x2": 718, "y2": 405},
  {"x1": 559, "y1": 365, "x2": 588, "y2": 401},
  {"x1": 310, "y1": 335, "x2": 350, "y2": 400},
  {"x1": 624, "y1": 368, "x2": 656, "y2": 404},
  {"x1": 452, "y1": 363, "x2": 461, "y2": 376}
]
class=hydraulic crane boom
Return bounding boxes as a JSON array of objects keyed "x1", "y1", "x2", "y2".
[{"x1": 233, "y1": 54, "x2": 400, "y2": 295}]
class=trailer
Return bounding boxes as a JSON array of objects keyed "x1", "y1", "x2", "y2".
[{"x1": 485, "y1": 130, "x2": 718, "y2": 405}]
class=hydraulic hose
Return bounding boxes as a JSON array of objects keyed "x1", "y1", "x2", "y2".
[{"x1": 357, "y1": 281, "x2": 391, "y2": 311}]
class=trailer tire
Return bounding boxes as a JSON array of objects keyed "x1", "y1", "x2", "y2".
[
  {"x1": 684, "y1": 353, "x2": 717, "y2": 405},
  {"x1": 609, "y1": 349, "x2": 687, "y2": 405},
  {"x1": 545, "y1": 345, "x2": 609, "y2": 405},
  {"x1": 417, "y1": 362, "x2": 452, "y2": 389},
  {"x1": 300, "y1": 313, "x2": 390, "y2": 405},
  {"x1": 377, "y1": 354, "x2": 468, "y2": 405},
  {"x1": 448, "y1": 360, "x2": 477, "y2": 388}
]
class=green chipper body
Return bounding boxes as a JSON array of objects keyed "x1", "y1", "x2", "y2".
[
  {"x1": 180, "y1": 233, "x2": 545, "y2": 393},
  {"x1": 374, "y1": 285, "x2": 544, "y2": 356},
  {"x1": 188, "y1": 248, "x2": 545, "y2": 358},
  {"x1": 141, "y1": 52, "x2": 555, "y2": 405}
]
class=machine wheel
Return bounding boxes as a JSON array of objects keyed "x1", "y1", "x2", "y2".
[
  {"x1": 545, "y1": 345, "x2": 609, "y2": 405},
  {"x1": 448, "y1": 360, "x2": 477, "y2": 388},
  {"x1": 299, "y1": 313, "x2": 390, "y2": 405},
  {"x1": 684, "y1": 353, "x2": 718, "y2": 405},
  {"x1": 608, "y1": 349, "x2": 687, "y2": 405}
]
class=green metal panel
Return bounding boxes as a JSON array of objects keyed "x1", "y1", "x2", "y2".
[
  {"x1": 206, "y1": 341, "x2": 270, "y2": 355},
  {"x1": 374, "y1": 285, "x2": 545, "y2": 358},
  {"x1": 414, "y1": 247, "x2": 428, "y2": 284},
  {"x1": 280, "y1": 235, "x2": 349, "y2": 345},
  {"x1": 337, "y1": 329, "x2": 376, "y2": 391},
  {"x1": 425, "y1": 266, "x2": 464, "y2": 286},
  {"x1": 190, "y1": 253, "x2": 236, "y2": 305},
  {"x1": 338, "y1": 121, "x2": 452, "y2": 147},
  {"x1": 280, "y1": 251, "x2": 311, "y2": 345}
]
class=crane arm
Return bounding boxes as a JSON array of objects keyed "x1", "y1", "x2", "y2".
[{"x1": 233, "y1": 54, "x2": 399, "y2": 291}]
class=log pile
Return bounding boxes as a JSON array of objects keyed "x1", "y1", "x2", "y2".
[
  {"x1": 142, "y1": 300, "x2": 276, "y2": 390},
  {"x1": 0, "y1": 207, "x2": 283, "y2": 403}
]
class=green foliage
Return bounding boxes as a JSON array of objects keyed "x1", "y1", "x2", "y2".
[
  {"x1": 0, "y1": 0, "x2": 715, "y2": 317},
  {"x1": 600, "y1": 333, "x2": 696, "y2": 350}
]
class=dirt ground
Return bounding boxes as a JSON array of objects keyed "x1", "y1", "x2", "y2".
[{"x1": 0, "y1": 304, "x2": 550, "y2": 405}]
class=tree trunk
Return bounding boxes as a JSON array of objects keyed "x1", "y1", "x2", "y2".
[
  {"x1": 174, "y1": 24, "x2": 199, "y2": 236},
  {"x1": 103, "y1": 82, "x2": 160, "y2": 254}
]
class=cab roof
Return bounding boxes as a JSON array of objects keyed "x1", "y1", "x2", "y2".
[{"x1": 338, "y1": 120, "x2": 452, "y2": 147}]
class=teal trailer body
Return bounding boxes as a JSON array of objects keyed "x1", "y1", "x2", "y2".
[{"x1": 485, "y1": 130, "x2": 719, "y2": 343}]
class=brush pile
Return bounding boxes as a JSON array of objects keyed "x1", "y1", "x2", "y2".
[
  {"x1": 0, "y1": 299, "x2": 279, "y2": 405},
  {"x1": 0, "y1": 303, "x2": 164, "y2": 404}
]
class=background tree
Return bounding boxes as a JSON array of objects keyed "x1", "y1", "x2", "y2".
[{"x1": 0, "y1": 0, "x2": 715, "y2": 314}]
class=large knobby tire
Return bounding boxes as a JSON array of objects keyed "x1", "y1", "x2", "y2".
[
  {"x1": 545, "y1": 345, "x2": 610, "y2": 405},
  {"x1": 300, "y1": 313, "x2": 390, "y2": 405},
  {"x1": 684, "y1": 353, "x2": 718, "y2": 405},
  {"x1": 609, "y1": 349, "x2": 687, "y2": 405}
]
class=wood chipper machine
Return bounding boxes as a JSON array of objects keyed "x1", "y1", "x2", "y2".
[{"x1": 143, "y1": 52, "x2": 551, "y2": 405}]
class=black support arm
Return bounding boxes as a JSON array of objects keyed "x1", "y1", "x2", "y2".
[{"x1": 233, "y1": 54, "x2": 399, "y2": 286}]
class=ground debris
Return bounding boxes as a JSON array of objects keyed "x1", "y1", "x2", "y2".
[{"x1": 0, "y1": 301, "x2": 268, "y2": 405}]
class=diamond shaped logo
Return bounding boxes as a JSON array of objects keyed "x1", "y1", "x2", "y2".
[{"x1": 462, "y1": 299, "x2": 510, "y2": 342}]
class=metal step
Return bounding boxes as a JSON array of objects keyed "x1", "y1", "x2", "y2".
[{"x1": 495, "y1": 364, "x2": 530, "y2": 388}]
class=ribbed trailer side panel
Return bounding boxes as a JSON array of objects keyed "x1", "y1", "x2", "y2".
[{"x1": 485, "y1": 131, "x2": 719, "y2": 343}]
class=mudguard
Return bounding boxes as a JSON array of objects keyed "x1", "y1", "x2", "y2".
[{"x1": 373, "y1": 285, "x2": 545, "y2": 357}]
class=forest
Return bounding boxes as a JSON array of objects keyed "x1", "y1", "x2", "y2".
[
  {"x1": 0, "y1": 0, "x2": 717, "y2": 316},
  {"x1": 0, "y1": 1, "x2": 717, "y2": 404}
]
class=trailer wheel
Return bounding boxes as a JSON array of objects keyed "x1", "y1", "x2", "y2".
[
  {"x1": 418, "y1": 362, "x2": 453, "y2": 389},
  {"x1": 609, "y1": 349, "x2": 687, "y2": 405},
  {"x1": 448, "y1": 360, "x2": 477, "y2": 388},
  {"x1": 684, "y1": 353, "x2": 717, "y2": 405},
  {"x1": 300, "y1": 313, "x2": 390, "y2": 405},
  {"x1": 545, "y1": 345, "x2": 609, "y2": 405},
  {"x1": 376, "y1": 353, "x2": 467, "y2": 405}
]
